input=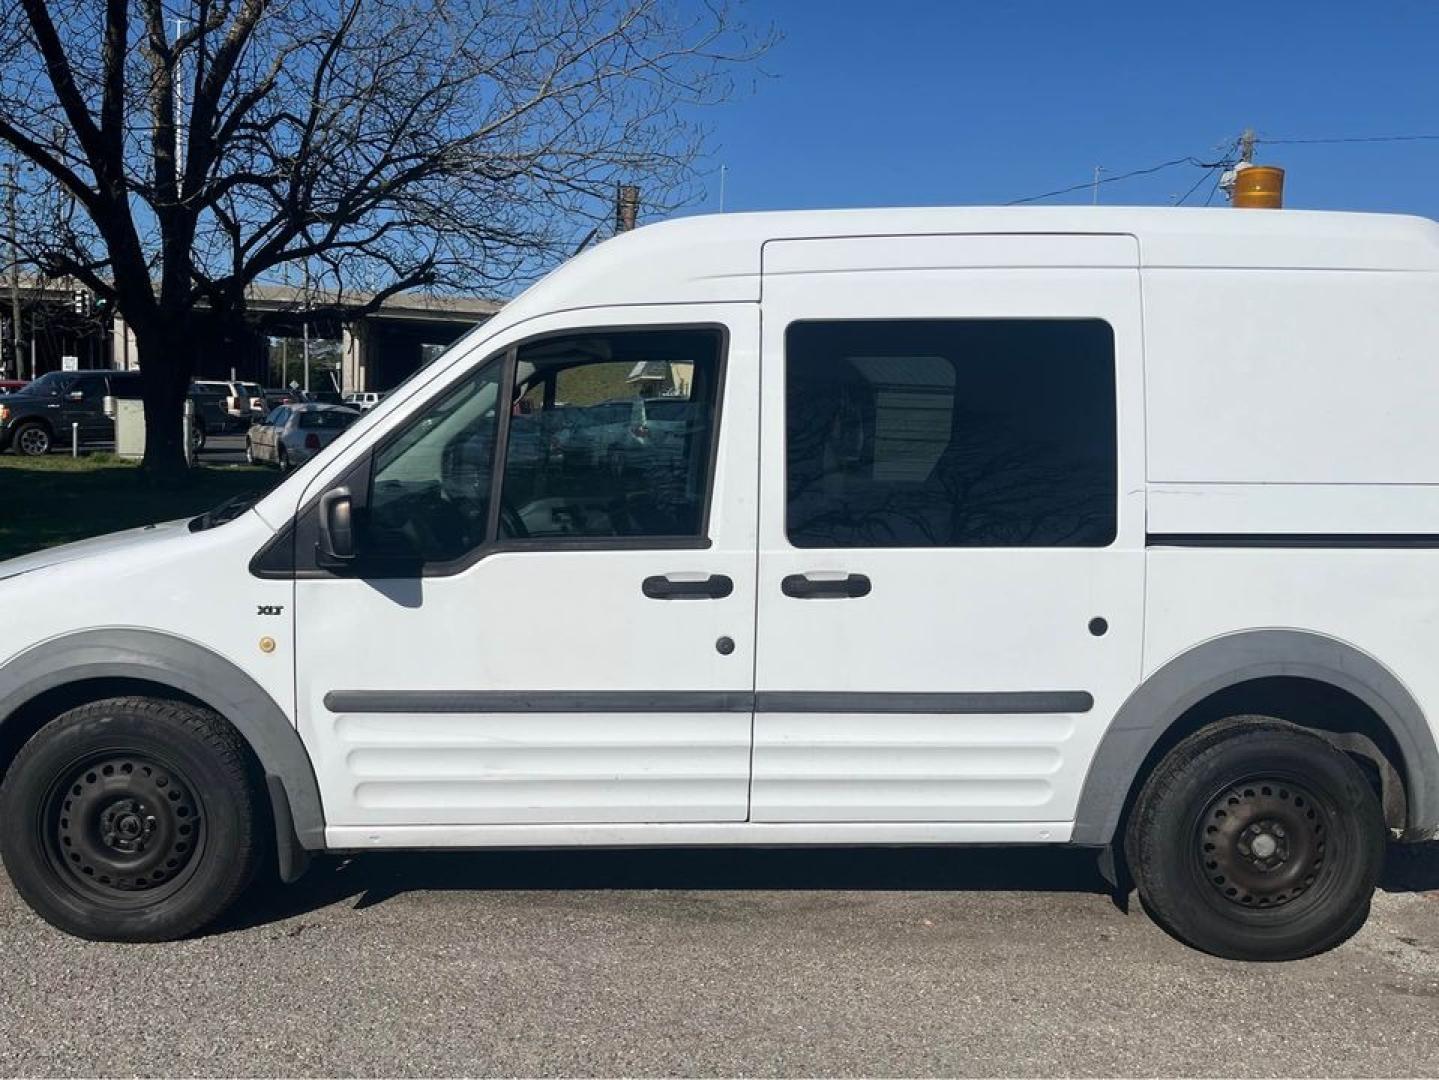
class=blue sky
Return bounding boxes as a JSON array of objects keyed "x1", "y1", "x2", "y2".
[{"x1": 688, "y1": 0, "x2": 1439, "y2": 216}]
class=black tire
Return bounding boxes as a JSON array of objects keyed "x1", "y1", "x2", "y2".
[
  {"x1": 244, "y1": 437, "x2": 255, "y2": 465},
  {"x1": 13, "y1": 421, "x2": 52, "y2": 457},
  {"x1": 0, "y1": 696, "x2": 266, "y2": 942},
  {"x1": 1125, "y1": 718, "x2": 1385, "y2": 961},
  {"x1": 191, "y1": 422, "x2": 207, "y2": 453},
  {"x1": 277, "y1": 446, "x2": 290, "y2": 472}
]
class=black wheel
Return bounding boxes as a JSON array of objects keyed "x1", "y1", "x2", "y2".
[
  {"x1": 13, "y1": 421, "x2": 52, "y2": 456},
  {"x1": 277, "y1": 446, "x2": 290, "y2": 472},
  {"x1": 191, "y1": 422, "x2": 207, "y2": 453},
  {"x1": 0, "y1": 697, "x2": 266, "y2": 942},
  {"x1": 1125, "y1": 718, "x2": 1385, "y2": 961}
]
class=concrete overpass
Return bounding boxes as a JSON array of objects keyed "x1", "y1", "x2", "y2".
[{"x1": 110, "y1": 284, "x2": 502, "y2": 393}]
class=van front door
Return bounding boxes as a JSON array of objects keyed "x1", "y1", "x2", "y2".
[
  {"x1": 293, "y1": 307, "x2": 759, "y2": 836},
  {"x1": 753, "y1": 235, "x2": 1145, "y2": 836}
]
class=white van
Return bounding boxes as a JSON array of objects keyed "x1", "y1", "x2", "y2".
[{"x1": 2, "y1": 207, "x2": 1437, "y2": 960}]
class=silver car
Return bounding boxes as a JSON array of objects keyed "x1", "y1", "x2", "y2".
[{"x1": 245, "y1": 403, "x2": 359, "y2": 470}]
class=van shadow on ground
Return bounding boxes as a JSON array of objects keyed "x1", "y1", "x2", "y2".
[{"x1": 216, "y1": 840, "x2": 1439, "y2": 936}]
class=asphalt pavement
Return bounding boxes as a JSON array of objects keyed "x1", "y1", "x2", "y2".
[{"x1": 2, "y1": 843, "x2": 1437, "y2": 1077}]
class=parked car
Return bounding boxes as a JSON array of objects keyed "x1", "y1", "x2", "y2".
[
  {"x1": 0, "y1": 369, "x2": 215, "y2": 455},
  {"x1": 184, "y1": 382, "x2": 231, "y2": 445},
  {"x1": 263, "y1": 387, "x2": 303, "y2": 410},
  {"x1": 5, "y1": 208, "x2": 1439, "y2": 964},
  {"x1": 193, "y1": 379, "x2": 265, "y2": 427},
  {"x1": 342, "y1": 390, "x2": 385, "y2": 411},
  {"x1": 0, "y1": 380, "x2": 27, "y2": 395},
  {"x1": 557, "y1": 399, "x2": 638, "y2": 470},
  {"x1": 305, "y1": 389, "x2": 345, "y2": 406},
  {"x1": 245, "y1": 402, "x2": 360, "y2": 470}
]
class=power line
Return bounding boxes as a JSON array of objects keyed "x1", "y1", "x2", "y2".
[
  {"x1": 1007, "y1": 157, "x2": 1193, "y2": 205},
  {"x1": 1259, "y1": 133, "x2": 1439, "y2": 146},
  {"x1": 1174, "y1": 164, "x2": 1222, "y2": 206},
  {"x1": 1203, "y1": 167, "x2": 1225, "y2": 206},
  {"x1": 1008, "y1": 147, "x2": 1237, "y2": 206},
  {"x1": 1006, "y1": 130, "x2": 1439, "y2": 208}
]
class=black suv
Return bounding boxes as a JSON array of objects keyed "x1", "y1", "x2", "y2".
[{"x1": 0, "y1": 370, "x2": 228, "y2": 456}]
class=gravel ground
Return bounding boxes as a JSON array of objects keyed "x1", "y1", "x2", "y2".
[{"x1": 2, "y1": 844, "x2": 1437, "y2": 1077}]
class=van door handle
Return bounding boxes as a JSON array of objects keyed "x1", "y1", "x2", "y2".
[
  {"x1": 642, "y1": 574, "x2": 734, "y2": 600},
  {"x1": 781, "y1": 573, "x2": 872, "y2": 599}
]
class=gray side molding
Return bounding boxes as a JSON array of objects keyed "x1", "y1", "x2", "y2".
[
  {"x1": 1072, "y1": 628, "x2": 1439, "y2": 845},
  {"x1": 0, "y1": 628, "x2": 324, "y2": 850}
]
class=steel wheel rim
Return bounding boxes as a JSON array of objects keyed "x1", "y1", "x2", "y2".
[
  {"x1": 40, "y1": 750, "x2": 207, "y2": 908},
  {"x1": 1194, "y1": 775, "x2": 1333, "y2": 909},
  {"x1": 18, "y1": 428, "x2": 49, "y2": 455}
]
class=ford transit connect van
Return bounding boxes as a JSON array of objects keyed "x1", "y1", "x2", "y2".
[{"x1": 2, "y1": 207, "x2": 1437, "y2": 960}]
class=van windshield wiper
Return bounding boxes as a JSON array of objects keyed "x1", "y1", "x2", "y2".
[{"x1": 189, "y1": 491, "x2": 263, "y2": 533}]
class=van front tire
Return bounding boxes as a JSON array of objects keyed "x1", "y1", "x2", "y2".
[
  {"x1": 0, "y1": 697, "x2": 265, "y2": 942},
  {"x1": 1125, "y1": 718, "x2": 1385, "y2": 961}
]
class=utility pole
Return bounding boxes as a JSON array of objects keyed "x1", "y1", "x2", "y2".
[
  {"x1": 1240, "y1": 128, "x2": 1256, "y2": 165},
  {"x1": 719, "y1": 165, "x2": 727, "y2": 213},
  {"x1": 173, "y1": 18, "x2": 188, "y2": 171},
  {"x1": 1091, "y1": 165, "x2": 1104, "y2": 204},
  {"x1": 615, "y1": 184, "x2": 640, "y2": 232},
  {"x1": 4, "y1": 161, "x2": 21, "y2": 381},
  {"x1": 301, "y1": 261, "x2": 311, "y2": 395}
]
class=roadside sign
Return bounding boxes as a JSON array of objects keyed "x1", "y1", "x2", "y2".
[{"x1": 61, "y1": 355, "x2": 79, "y2": 372}]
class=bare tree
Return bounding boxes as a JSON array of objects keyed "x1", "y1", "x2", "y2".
[{"x1": 0, "y1": 0, "x2": 769, "y2": 474}]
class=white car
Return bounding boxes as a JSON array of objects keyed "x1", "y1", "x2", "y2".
[
  {"x1": 245, "y1": 403, "x2": 361, "y2": 470},
  {"x1": 1, "y1": 206, "x2": 1438, "y2": 961},
  {"x1": 343, "y1": 391, "x2": 385, "y2": 411}
]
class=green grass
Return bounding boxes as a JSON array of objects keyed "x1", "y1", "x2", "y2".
[{"x1": 0, "y1": 453, "x2": 279, "y2": 561}]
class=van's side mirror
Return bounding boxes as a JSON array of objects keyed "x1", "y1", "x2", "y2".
[{"x1": 318, "y1": 486, "x2": 357, "y2": 564}]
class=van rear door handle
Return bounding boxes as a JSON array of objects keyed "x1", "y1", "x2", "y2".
[
  {"x1": 781, "y1": 573, "x2": 872, "y2": 599},
  {"x1": 643, "y1": 574, "x2": 734, "y2": 600}
]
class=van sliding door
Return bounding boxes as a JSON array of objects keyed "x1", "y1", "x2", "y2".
[{"x1": 753, "y1": 234, "x2": 1145, "y2": 835}]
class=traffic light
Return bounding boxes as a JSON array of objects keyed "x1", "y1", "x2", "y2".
[{"x1": 71, "y1": 290, "x2": 90, "y2": 316}]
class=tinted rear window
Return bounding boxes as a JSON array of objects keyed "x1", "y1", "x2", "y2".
[
  {"x1": 786, "y1": 318, "x2": 1117, "y2": 548},
  {"x1": 298, "y1": 410, "x2": 358, "y2": 430}
]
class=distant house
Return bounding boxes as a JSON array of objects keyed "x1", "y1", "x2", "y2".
[{"x1": 626, "y1": 360, "x2": 693, "y2": 397}]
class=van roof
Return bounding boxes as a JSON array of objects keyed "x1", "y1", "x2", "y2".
[{"x1": 492, "y1": 206, "x2": 1439, "y2": 334}]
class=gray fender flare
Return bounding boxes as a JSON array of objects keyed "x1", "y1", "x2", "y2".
[
  {"x1": 0, "y1": 628, "x2": 325, "y2": 855},
  {"x1": 1072, "y1": 628, "x2": 1439, "y2": 846}
]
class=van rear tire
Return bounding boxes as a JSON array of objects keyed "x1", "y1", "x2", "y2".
[
  {"x1": 0, "y1": 696, "x2": 265, "y2": 942},
  {"x1": 1124, "y1": 718, "x2": 1385, "y2": 961}
]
